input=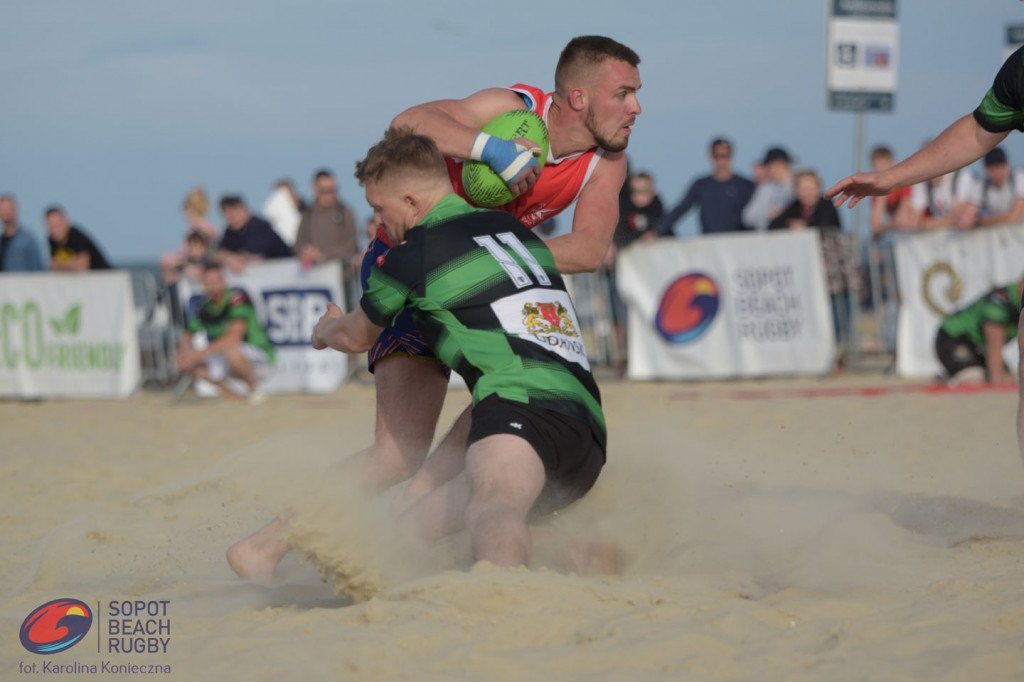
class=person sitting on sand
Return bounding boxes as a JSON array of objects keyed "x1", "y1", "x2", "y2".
[
  {"x1": 933, "y1": 275, "x2": 1024, "y2": 385},
  {"x1": 176, "y1": 263, "x2": 274, "y2": 403},
  {"x1": 228, "y1": 128, "x2": 610, "y2": 578}
]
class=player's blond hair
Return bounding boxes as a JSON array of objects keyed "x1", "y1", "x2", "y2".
[
  {"x1": 355, "y1": 127, "x2": 448, "y2": 186},
  {"x1": 182, "y1": 187, "x2": 209, "y2": 216}
]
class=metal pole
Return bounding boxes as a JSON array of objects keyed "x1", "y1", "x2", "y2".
[
  {"x1": 848, "y1": 110, "x2": 865, "y2": 366},
  {"x1": 859, "y1": 111, "x2": 887, "y2": 362}
]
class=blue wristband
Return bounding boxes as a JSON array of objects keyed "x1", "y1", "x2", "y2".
[{"x1": 471, "y1": 132, "x2": 537, "y2": 183}]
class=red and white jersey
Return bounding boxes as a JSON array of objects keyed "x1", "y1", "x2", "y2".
[{"x1": 447, "y1": 83, "x2": 604, "y2": 229}]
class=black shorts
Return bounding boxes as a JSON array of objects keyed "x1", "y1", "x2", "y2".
[
  {"x1": 934, "y1": 328, "x2": 984, "y2": 377},
  {"x1": 467, "y1": 395, "x2": 606, "y2": 518}
]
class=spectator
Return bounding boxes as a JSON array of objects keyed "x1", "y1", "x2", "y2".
[
  {"x1": 606, "y1": 171, "x2": 664, "y2": 375},
  {"x1": 215, "y1": 195, "x2": 292, "y2": 274},
  {"x1": 262, "y1": 179, "x2": 305, "y2": 247},
  {"x1": 176, "y1": 263, "x2": 275, "y2": 403},
  {"x1": 768, "y1": 169, "x2": 842, "y2": 231},
  {"x1": 656, "y1": 137, "x2": 754, "y2": 236},
  {"x1": 178, "y1": 229, "x2": 215, "y2": 284},
  {"x1": 0, "y1": 194, "x2": 46, "y2": 272},
  {"x1": 295, "y1": 169, "x2": 360, "y2": 270},
  {"x1": 742, "y1": 146, "x2": 795, "y2": 232},
  {"x1": 769, "y1": 170, "x2": 854, "y2": 358},
  {"x1": 868, "y1": 145, "x2": 915, "y2": 235},
  {"x1": 904, "y1": 147, "x2": 978, "y2": 230},
  {"x1": 162, "y1": 187, "x2": 220, "y2": 285},
  {"x1": 934, "y1": 275, "x2": 1024, "y2": 385},
  {"x1": 45, "y1": 205, "x2": 111, "y2": 271},
  {"x1": 619, "y1": 171, "x2": 664, "y2": 244},
  {"x1": 975, "y1": 146, "x2": 1024, "y2": 227}
]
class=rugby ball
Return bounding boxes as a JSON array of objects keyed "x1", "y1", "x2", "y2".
[{"x1": 462, "y1": 110, "x2": 549, "y2": 207}]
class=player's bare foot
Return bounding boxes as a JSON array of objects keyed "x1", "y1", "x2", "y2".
[{"x1": 226, "y1": 518, "x2": 291, "y2": 584}]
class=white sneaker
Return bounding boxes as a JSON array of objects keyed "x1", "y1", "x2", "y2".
[{"x1": 248, "y1": 390, "x2": 267, "y2": 406}]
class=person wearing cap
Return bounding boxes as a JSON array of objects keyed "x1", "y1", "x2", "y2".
[
  {"x1": 653, "y1": 137, "x2": 755, "y2": 236},
  {"x1": 976, "y1": 146, "x2": 1024, "y2": 227},
  {"x1": 742, "y1": 146, "x2": 795, "y2": 232}
]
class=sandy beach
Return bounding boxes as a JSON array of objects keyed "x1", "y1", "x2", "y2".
[{"x1": 3, "y1": 373, "x2": 1024, "y2": 680}]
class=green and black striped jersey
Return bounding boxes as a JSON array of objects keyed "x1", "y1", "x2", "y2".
[
  {"x1": 975, "y1": 45, "x2": 1024, "y2": 133},
  {"x1": 360, "y1": 194, "x2": 605, "y2": 445}
]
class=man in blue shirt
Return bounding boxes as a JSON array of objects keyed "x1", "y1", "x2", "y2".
[
  {"x1": 0, "y1": 195, "x2": 45, "y2": 272},
  {"x1": 215, "y1": 194, "x2": 292, "y2": 274},
  {"x1": 656, "y1": 137, "x2": 755, "y2": 236}
]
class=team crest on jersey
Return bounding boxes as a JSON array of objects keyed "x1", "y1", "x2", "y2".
[{"x1": 522, "y1": 301, "x2": 579, "y2": 337}]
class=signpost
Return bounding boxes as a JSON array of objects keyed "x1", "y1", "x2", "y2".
[{"x1": 827, "y1": 0, "x2": 899, "y2": 362}]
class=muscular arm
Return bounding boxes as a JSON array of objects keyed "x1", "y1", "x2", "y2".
[
  {"x1": 828, "y1": 116, "x2": 1010, "y2": 207},
  {"x1": 312, "y1": 302, "x2": 383, "y2": 354},
  {"x1": 544, "y1": 151, "x2": 628, "y2": 274},
  {"x1": 391, "y1": 88, "x2": 529, "y2": 159}
]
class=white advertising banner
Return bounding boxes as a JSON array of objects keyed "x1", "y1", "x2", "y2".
[
  {"x1": 616, "y1": 232, "x2": 835, "y2": 380},
  {"x1": 893, "y1": 224, "x2": 1024, "y2": 377},
  {"x1": 0, "y1": 271, "x2": 140, "y2": 398},
  {"x1": 177, "y1": 259, "x2": 347, "y2": 394}
]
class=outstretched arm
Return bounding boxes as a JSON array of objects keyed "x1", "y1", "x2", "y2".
[{"x1": 827, "y1": 115, "x2": 1009, "y2": 208}]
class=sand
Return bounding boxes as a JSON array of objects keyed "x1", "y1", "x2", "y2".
[{"x1": 3, "y1": 374, "x2": 1024, "y2": 680}]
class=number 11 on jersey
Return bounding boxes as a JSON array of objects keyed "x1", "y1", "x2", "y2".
[{"x1": 474, "y1": 232, "x2": 552, "y2": 289}]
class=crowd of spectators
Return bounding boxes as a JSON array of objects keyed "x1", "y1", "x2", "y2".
[
  {"x1": 607, "y1": 135, "x2": 1024, "y2": 369},
  {"x1": 7, "y1": 138, "x2": 1024, "y2": 384}
]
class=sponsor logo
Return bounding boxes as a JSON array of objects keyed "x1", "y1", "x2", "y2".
[
  {"x1": 522, "y1": 301, "x2": 579, "y2": 338},
  {"x1": 0, "y1": 302, "x2": 127, "y2": 372},
  {"x1": 20, "y1": 599, "x2": 93, "y2": 655},
  {"x1": 655, "y1": 273, "x2": 720, "y2": 344},
  {"x1": 262, "y1": 288, "x2": 333, "y2": 347}
]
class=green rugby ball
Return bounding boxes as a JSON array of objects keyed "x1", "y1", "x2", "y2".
[{"x1": 462, "y1": 110, "x2": 549, "y2": 207}]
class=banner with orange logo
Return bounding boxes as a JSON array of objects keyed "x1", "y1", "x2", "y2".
[{"x1": 616, "y1": 231, "x2": 834, "y2": 380}]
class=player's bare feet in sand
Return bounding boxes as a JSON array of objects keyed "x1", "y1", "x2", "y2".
[{"x1": 226, "y1": 517, "x2": 291, "y2": 585}]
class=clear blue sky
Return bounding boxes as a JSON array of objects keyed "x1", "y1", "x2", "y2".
[{"x1": 3, "y1": 1, "x2": 1022, "y2": 263}]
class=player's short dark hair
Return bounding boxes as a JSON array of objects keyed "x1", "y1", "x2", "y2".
[
  {"x1": 709, "y1": 137, "x2": 733, "y2": 153},
  {"x1": 44, "y1": 205, "x2": 65, "y2": 218},
  {"x1": 355, "y1": 127, "x2": 447, "y2": 185},
  {"x1": 313, "y1": 168, "x2": 334, "y2": 182},
  {"x1": 185, "y1": 229, "x2": 210, "y2": 246},
  {"x1": 219, "y1": 194, "x2": 246, "y2": 211},
  {"x1": 870, "y1": 145, "x2": 894, "y2": 162},
  {"x1": 555, "y1": 36, "x2": 640, "y2": 94}
]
